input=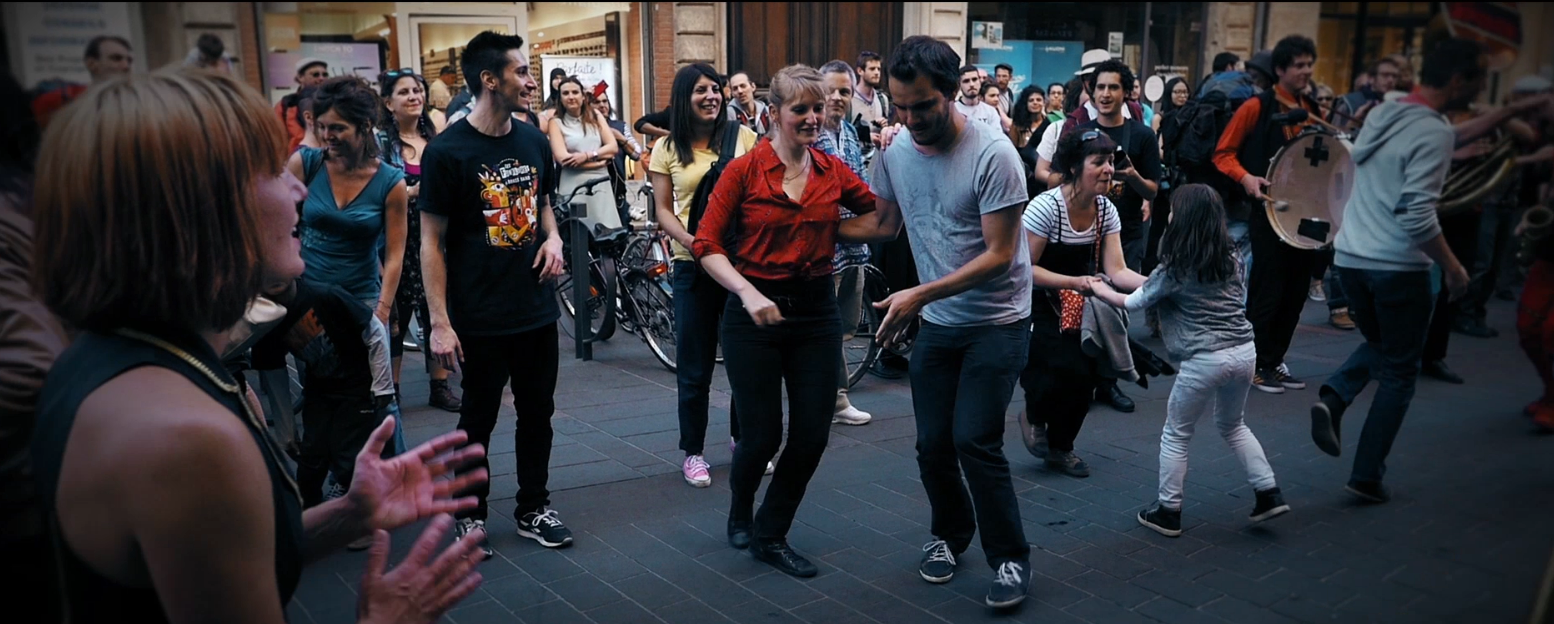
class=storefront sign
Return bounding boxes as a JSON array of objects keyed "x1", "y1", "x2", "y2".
[
  {"x1": 1107, "y1": 32, "x2": 1124, "y2": 57},
  {"x1": 264, "y1": 13, "x2": 302, "y2": 52},
  {"x1": 9, "y1": 2, "x2": 136, "y2": 90},
  {"x1": 266, "y1": 43, "x2": 382, "y2": 100},
  {"x1": 972, "y1": 21, "x2": 1004, "y2": 49},
  {"x1": 1030, "y1": 41, "x2": 1085, "y2": 95},
  {"x1": 975, "y1": 41, "x2": 1034, "y2": 95},
  {"x1": 542, "y1": 55, "x2": 619, "y2": 112}
]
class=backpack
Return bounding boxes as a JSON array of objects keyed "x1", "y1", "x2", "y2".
[
  {"x1": 686, "y1": 121, "x2": 743, "y2": 235},
  {"x1": 1161, "y1": 90, "x2": 1241, "y2": 197},
  {"x1": 1198, "y1": 71, "x2": 1257, "y2": 109}
]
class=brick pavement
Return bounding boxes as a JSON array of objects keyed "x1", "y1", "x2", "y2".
[{"x1": 284, "y1": 297, "x2": 1553, "y2": 624}]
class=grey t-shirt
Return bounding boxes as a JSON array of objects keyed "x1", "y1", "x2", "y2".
[
  {"x1": 871, "y1": 119, "x2": 1031, "y2": 326},
  {"x1": 1123, "y1": 263, "x2": 1254, "y2": 362}
]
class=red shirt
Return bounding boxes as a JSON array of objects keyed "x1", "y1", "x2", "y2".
[
  {"x1": 692, "y1": 139, "x2": 876, "y2": 281},
  {"x1": 31, "y1": 85, "x2": 88, "y2": 129},
  {"x1": 275, "y1": 100, "x2": 307, "y2": 153}
]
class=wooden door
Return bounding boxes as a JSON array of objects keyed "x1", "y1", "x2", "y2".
[{"x1": 728, "y1": 2, "x2": 904, "y2": 86}]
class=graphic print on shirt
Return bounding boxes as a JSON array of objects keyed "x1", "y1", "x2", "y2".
[
  {"x1": 478, "y1": 159, "x2": 540, "y2": 249},
  {"x1": 282, "y1": 310, "x2": 345, "y2": 379}
]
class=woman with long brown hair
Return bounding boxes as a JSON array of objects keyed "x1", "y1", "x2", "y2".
[
  {"x1": 547, "y1": 75, "x2": 621, "y2": 231},
  {"x1": 30, "y1": 69, "x2": 488, "y2": 623}
]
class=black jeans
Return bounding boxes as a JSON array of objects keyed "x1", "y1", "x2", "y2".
[
  {"x1": 1025, "y1": 310, "x2": 1097, "y2": 453},
  {"x1": 723, "y1": 278, "x2": 839, "y2": 540},
  {"x1": 673, "y1": 260, "x2": 738, "y2": 455},
  {"x1": 298, "y1": 392, "x2": 379, "y2": 508},
  {"x1": 1325, "y1": 268, "x2": 1435, "y2": 484},
  {"x1": 1424, "y1": 211, "x2": 1481, "y2": 362},
  {"x1": 914, "y1": 318, "x2": 1032, "y2": 567},
  {"x1": 1248, "y1": 211, "x2": 1317, "y2": 370},
  {"x1": 455, "y1": 323, "x2": 559, "y2": 520}
]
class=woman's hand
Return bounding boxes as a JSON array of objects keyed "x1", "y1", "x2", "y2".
[
  {"x1": 560, "y1": 152, "x2": 590, "y2": 167},
  {"x1": 740, "y1": 290, "x2": 785, "y2": 327},
  {"x1": 357, "y1": 514, "x2": 486, "y2": 624},
  {"x1": 346, "y1": 417, "x2": 488, "y2": 533},
  {"x1": 1071, "y1": 275, "x2": 1099, "y2": 295}
]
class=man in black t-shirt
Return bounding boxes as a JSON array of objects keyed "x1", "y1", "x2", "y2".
[
  {"x1": 421, "y1": 31, "x2": 571, "y2": 558},
  {"x1": 252, "y1": 279, "x2": 398, "y2": 514},
  {"x1": 1072, "y1": 60, "x2": 1162, "y2": 414}
]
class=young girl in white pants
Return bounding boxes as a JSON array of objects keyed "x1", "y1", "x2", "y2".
[{"x1": 1091, "y1": 184, "x2": 1290, "y2": 537}]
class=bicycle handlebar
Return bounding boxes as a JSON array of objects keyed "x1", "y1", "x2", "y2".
[{"x1": 554, "y1": 176, "x2": 614, "y2": 211}]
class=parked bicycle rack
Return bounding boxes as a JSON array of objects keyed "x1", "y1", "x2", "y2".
[{"x1": 569, "y1": 199, "x2": 595, "y2": 362}]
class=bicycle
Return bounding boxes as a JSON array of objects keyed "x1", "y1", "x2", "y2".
[
  {"x1": 553, "y1": 176, "x2": 621, "y2": 343},
  {"x1": 611, "y1": 181, "x2": 679, "y2": 371},
  {"x1": 840, "y1": 263, "x2": 887, "y2": 388}
]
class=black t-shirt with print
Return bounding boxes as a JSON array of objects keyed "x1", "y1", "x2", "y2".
[
  {"x1": 252, "y1": 280, "x2": 375, "y2": 399},
  {"x1": 1074, "y1": 118, "x2": 1162, "y2": 241},
  {"x1": 421, "y1": 117, "x2": 560, "y2": 336}
]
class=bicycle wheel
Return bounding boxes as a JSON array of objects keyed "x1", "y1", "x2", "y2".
[
  {"x1": 845, "y1": 265, "x2": 885, "y2": 388},
  {"x1": 624, "y1": 272, "x2": 678, "y2": 372},
  {"x1": 556, "y1": 254, "x2": 618, "y2": 341}
]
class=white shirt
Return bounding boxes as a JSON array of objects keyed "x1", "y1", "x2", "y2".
[
  {"x1": 955, "y1": 100, "x2": 1003, "y2": 131},
  {"x1": 1036, "y1": 101, "x2": 1134, "y2": 162}
]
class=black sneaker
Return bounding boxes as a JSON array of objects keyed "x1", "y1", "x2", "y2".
[
  {"x1": 1137, "y1": 505, "x2": 1183, "y2": 537},
  {"x1": 750, "y1": 539, "x2": 817, "y2": 578},
  {"x1": 1345, "y1": 480, "x2": 1391, "y2": 504},
  {"x1": 1253, "y1": 369, "x2": 1286, "y2": 394},
  {"x1": 1311, "y1": 387, "x2": 1347, "y2": 457},
  {"x1": 1096, "y1": 382, "x2": 1136, "y2": 413},
  {"x1": 1273, "y1": 364, "x2": 1307, "y2": 390},
  {"x1": 1421, "y1": 360, "x2": 1465, "y2": 384},
  {"x1": 1045, "y1": 451, "x2": 1091, "y2": 478},
  {"x1": 517, "y1": 508, "x2": 574, "y2": 548},
  {"x1": 1250, "y1": 488, "x2": 1291, "y2": 522},
  {"x1": 919, "y1": 540, "x2": 957, "y2": 584},
  {"x1": 454, "y1": 518, "x2": 493, "y2": 560},
  {"x1": 986, "y1": 561, "x2": 1030, "y2": 608}
]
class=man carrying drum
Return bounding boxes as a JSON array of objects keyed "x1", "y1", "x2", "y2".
[{"x1": 1212, "y1": 35, "x2": 1325, "y2": 395}]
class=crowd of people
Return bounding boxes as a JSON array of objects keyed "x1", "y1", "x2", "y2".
[{"x1": 2, "y1": 23, "x2": 1552, "y2": 623}]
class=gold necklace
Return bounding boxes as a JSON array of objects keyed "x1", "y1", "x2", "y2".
[
  {"x1": 114, "y1": 328, "x2": 303, "y2": 504},
  {"x1": 783, "y1": 152, "x2": 810, "y2": 182}
]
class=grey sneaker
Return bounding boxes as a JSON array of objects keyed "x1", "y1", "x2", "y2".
[
  {"x1": 454, "y1": 518, "x2": 492, "y2": 560},
  {"x1": 986, "y1": 561, "x2": 1030, "y2": 608},
  {"x1": 919, "y1": 540, "x2": 957, "y2": 583}
]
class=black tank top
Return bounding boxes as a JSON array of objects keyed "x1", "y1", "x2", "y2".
[{"x1": 31, "y1": 329, "x2": 304, "y2": 621}]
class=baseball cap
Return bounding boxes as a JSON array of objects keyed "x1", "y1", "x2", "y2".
[
  {"x1": 1075, "y1": 49, "x2": 1112, "y2": 76},
  {"x1": 295, "y1": 57, "x2": 327, "y2": 74}
]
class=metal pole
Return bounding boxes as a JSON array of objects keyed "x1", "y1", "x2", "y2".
[
  {"x1": 570, "y1": 201, "x2": 593, "y2": 361},
  {"x1": 1141, "y1": 2, "x2": 1154, "y2": 82}
]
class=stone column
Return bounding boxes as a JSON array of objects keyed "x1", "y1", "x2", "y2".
[
  {"x1": 902, "y1": 2, "x2": 968, "y2": 62},
  {"x1": 1203, "y1": 1, "x2": 1259, "y2": 79}
]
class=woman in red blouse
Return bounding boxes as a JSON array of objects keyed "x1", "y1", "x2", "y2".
[{"x1": 693, "y1": 64, "x2": 901, "y2": 578}]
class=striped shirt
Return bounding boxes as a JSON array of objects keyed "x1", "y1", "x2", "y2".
[{"x1": 1022, "y1": 187, "x2": 1121, "y2": 245}]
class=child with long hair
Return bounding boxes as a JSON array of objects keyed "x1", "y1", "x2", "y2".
[{"x1": 1091, "y1": 184, "x2": 1289, "y2": 537}]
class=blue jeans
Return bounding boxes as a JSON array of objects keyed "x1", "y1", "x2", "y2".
[
  {"x1": 1323, "y1": 268, "x2": 1435, "y2": 484},
  {"x1": 912, "y1": 319, "x2": 1031, "y2": 567},
  {"x1": 673, "y1": 260, "x2": 738, "y2": 455}
]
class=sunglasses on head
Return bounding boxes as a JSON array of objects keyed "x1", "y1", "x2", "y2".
[
  {"x1": 382, "y1": 68, "x2": 418, "y2": 80},
  {"x1": 1080, "y1": 130, "x2": 1102, "y2": 142}
]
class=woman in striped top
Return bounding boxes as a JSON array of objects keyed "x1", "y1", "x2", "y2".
[{"x1": 1018, "y1": 129, "x2": 1145, "y2": 478}]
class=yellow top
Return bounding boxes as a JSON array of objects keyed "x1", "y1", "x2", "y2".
[{"x1": 648, "y1": 126, "x2": 760, "y2": 261}]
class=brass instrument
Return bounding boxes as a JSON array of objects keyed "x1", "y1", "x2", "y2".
[
  {"x1": 1518, "y1": 203, "x2": 1554, "y2": 268},
  {"x1": 1439, "y1": 132, "x2": 1519, "y2": 215}
]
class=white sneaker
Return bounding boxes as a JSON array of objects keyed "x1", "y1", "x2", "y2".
[{"x1": 832, "y1": 405, "x2": 872, "y2": 426}]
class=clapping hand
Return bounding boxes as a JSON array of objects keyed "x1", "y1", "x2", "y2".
[{"x1": 346, "y1": 417, "x2": 488, "y2": 533}]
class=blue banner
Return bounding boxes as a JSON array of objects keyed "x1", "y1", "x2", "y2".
[{"x1": 977, "y1": 40, "x2": 1084, "y2": 100}]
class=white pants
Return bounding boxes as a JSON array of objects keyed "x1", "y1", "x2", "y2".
[{"x1": 1158, "y1": 341, "x2": 1277, "y2": 509}]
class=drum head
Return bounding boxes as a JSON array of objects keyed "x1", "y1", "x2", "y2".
[{"x1": 1265, "y1": 132, "x2": 1354, "y2": 250}]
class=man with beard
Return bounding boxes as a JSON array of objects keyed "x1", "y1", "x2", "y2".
[
  {"x1": 421, "y1": 31, "x2": 571, "y2": 558},
  {"x1": 727, "y1": 71, "x2": 772, "y2": 135},
  {"x1": 853, "y1": 51, "x2": 893, "y2": 146},
  {"x1": 1309, "y1": 38, "x2": 1534, "y2": 503},
  {"x1": 872, "y1": 36, "x2": 1033, "y2": 609},
  {"x1": 955, "y1": 65, "x2": 1004, "y2": 130}
]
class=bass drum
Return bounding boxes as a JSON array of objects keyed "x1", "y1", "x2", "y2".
[{"x1": 1264, "y1": 130, "x2": 1355, "y2": 250}]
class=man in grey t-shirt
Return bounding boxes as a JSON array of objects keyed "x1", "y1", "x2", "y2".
[{"x1": 870, "y1": 36, "x2": 1034, "y2": 610}]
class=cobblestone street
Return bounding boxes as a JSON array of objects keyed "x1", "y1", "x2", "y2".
[{"x1": 286, "y1": 296, "x2": 1553, "y2": 624}]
